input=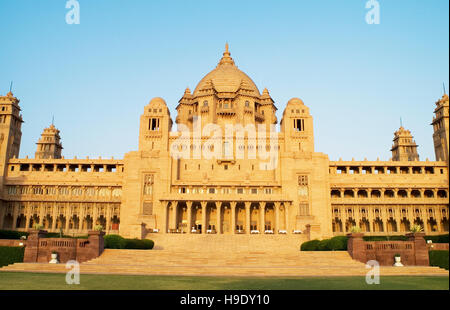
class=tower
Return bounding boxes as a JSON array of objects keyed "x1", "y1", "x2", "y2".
[
  {"x1": 35, "y1": 124, "x2": 63, "y2": 159},
  {"x1": 0, "y1": 91, "x2": 23, "y2": 176},
  {"x1": 432, "y1": 93, "x2": 449, "y2": 164},
  {"x1": 390, "y1": 126, "x2": 419, "y2": 161}
]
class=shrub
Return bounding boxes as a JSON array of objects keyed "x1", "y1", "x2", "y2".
[
  {"x1": 104, "y1": 235, "x2": 154, "y2": 250},
  {"x1": 327, "y1": 236, "x2": 348, "y2": 251},
  {"x1": 300, "y1": 239, "x2": 321, "y2": 251},
  {"x1": 124, "y1": 238, "x2": 154, "y2": 250},
  {"x1": 425, "y1": 234, "x2": 449, "y2": 244},
  {"x1": 0, "y1": 246, "x2": 24, "y2": 267},
  {"x1": 363, "y1": 235, "x2": 408, "y2": 241},
  {"x1": 104, "y1": 234, "x2": 127, "y2": 249},
  {"x1": 0, "y1": 230, "x2": 29, "y2": 240},
  {"x1": 429, "y1": 250, "x2": 449, "y2": 270}
]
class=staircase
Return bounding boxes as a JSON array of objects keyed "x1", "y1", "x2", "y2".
[{"x1": 1, "y1": 235, "x2": 448, "y2": 277}]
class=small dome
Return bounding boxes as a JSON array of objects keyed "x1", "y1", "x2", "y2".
[
  {"x1": 149, "y1": 97, "x2": 167, "y2": 106},
  {"x1": 287, "y1": 98, "x2": 304, "y2": 105}
]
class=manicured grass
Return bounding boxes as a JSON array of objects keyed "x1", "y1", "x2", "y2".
[{"x1": 0, "y1": 272, "x2": 447, "y2": 290}]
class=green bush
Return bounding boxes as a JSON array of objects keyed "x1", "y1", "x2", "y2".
[
  {"x1": 425, "y1": 234, "x2": 449, "y2": 244},
  {"x1": 0, "y1": 246, "x2": 24, "y2": 267},
  {"x1": 362, "y1": 235, "x2": 409, "y2": 241},
  {"x1": 0, "y1": 230, "x2": 28, "y2": 240},
  {"x1": 301, "y1": 236, "x2": 348, "y2": 251},
  {"x1": 327, "y1": 236, "x2": 348, "y2": 250},
  {"x1": 104, "y1": 235, "x2": 154, "y2": 250},
  {"x1": 124, "y1": 238, "x2": 154, "y2": 250},
  {"x1": 300, "y1": 239, "x2": 321, "y2": 251},
  {"x1": 104, "y1": 234, "x2": 127, "y2": 249},
  {"x1": 429, "y1": 250, "x2": 449, "y2": 270},
  {"x1": 46, "y1": 233, "x2": 88, "y2": 239}
]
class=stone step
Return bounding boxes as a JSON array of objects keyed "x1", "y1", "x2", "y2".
[{"x1": 1, "y1": 262, "x2": 448, "y2": 277}]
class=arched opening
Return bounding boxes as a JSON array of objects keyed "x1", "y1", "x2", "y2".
[
  {"x1": 69, "y1": 215, "x2": 80, "y2": 230},
  {"x1": 332, "y1": 218, "x2": 343, "y2": 233},
  {"x1": 344, "y1": 190, "x2": 354, "y2": 198},
  {"x1": 345, "y1": 218, "x2": 356, "y2": 232},
  {"x1": 360, "y1": 219, "x2": 370, "y2": 232},
  {"x1": 3, "y1": 214, "x2": 13, "y2": 229},
  {"x1": 424, "y1": 190, "x2": 434, "y2": 198},
  {"x1": 411, "y1": 190, "x2": 421, "y2": 198},
  {"x1": 437, "y1": 190, "x2": 447, "y2": 198},
  {"x1": 111, "y1": 215, "x2": 120, "y2": 231},
  {"x1": 16, "y1": 214, "x2": 26, "y2": 229},
  {"x1": 331, "y1": 190, "x2": 341, "y2": 198},
  {"x1": 384, "y1": 190, "x2": 394, "y2": 198},
  {"x1": 441, "y1": 218, "x2": 449, "y2": 232},
  {"x1": 370, "y1": 190, "x2": 381, "y2": 198},
  {"x1": 400, "y1": 218, "x2": 410, "y2": 232},
  {"x1": 427, "y1": 218, "x2": 438, "y2": 232},
  {"x1": 397, "y1": 190, "x2": 408, "y2": 198},
  {"x1": 357, "y1": 190, "x2": 368, "y2": 198},
  {"x1": 373, "y1": 219, "x2": 384, "y2": 232},
  {"x1": 387, "y1": 218, "x2": 397, "y2": 232}
]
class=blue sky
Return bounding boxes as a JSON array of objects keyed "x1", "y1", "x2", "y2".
[{"x1": 0, "y1": 0, "x2": 448, "y2": 161}]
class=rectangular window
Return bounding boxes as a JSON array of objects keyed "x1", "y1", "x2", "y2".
[
  {"x1": 143, "y1": 202, "x2": 153, "y2": 215},
  {"x1": 265, "y1": 188, "x2": 272, "y2": 194},
  {"x1": 237, "y1": 188, "x2": 244, "y2": 194},
  {"x1": 208, "y1": 188, "x2": 216, "y2": 194},
  {"x1": 251, "y1": 188, "x2": 258, "y2": 194}
]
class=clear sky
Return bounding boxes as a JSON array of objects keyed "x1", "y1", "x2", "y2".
[{"x1": 0, "y1": 0, "x2": 448, "y2": 161}]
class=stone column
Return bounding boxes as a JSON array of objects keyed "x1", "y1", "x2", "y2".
[
  {"x1": 12, "y1": 204, "x2": 19, "y2": 230},
  {"x1": 186, "y1": 201, "x2": 193, "y2": 234},
  {"x1": 25, "y1": 204, "x2": 31, "y2": 230},
  {"x1": 231, "y1": 202, "x2": 236, "y2": 234},
  {"x1": 259, "y1": 203, "x2": 265, "y2": 232},
  {"x1": 162, "y1": 201, "x2": 169, "y2": 233},
  {"x1": 275, "y1": 202, "x2": 280, "y2": 234},
  {"x1": 78, "y1": 204, "x2": 85, "y2": 233},
  {"x1": 245, "y1": 202, "x2": 251, "y2": 234},
  {"x1": 216, "y1": 203, "x2": 221, "y2": 234},
  {"x1": 285, "y1": 202, "x2": 290, "y2": 234},
  {"x1": 52, "y1": 204, "x2": 57, "y2": 231},
  {"x1": 201, "y1": 201, "x2": 207, "y2": 234},
  {"x1": 65, "y1": 203, "x2": 70, "y2": 232},
  {"x1": 106, "y1": 205, "x2": 111, "y2": 233},
  {"x1": 171, "y1": 201, "x2": 178, "y2": 231}
]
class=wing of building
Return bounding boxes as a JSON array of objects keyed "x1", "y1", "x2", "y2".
[{"x1": 0, "y1": 45, "x2": 448, "y2": 239}]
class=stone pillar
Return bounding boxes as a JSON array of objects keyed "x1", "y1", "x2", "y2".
[
  {"x1": 65, "y1": 203, "x2": 70, "y2": 232},
  {"x1": 51, "y1": 204, "x2": 57, "y2": 231},
  {"x1": 106, "y1": 205, "x2": 111, "y2": 233},
  {"x1": 171, "y1": 201, "x2": 178, "y2": 231},
  {"x1": 231, "y1": 202, "x2": 236, "y2": 234},
  {"x1": 407, "y1": 232, "x2": 429, "y2": 266},
  {"x1": 78, "y1": 205, "x2": 85, "y2": 233},
  {"x1": 347, "y1": 233, "x2": 366, "y2": 263},
  {"x1": 186, "y1": 201, "x2": 193, "y2": 234},
  {"x1": 12, "y1": 204, "x2": 19, "y2": 230},
  {"x1": 259, "y1": 203, "x2": 265, "y2": 232},
  {"x1": 24, "y1": 230, "x2": 48, "y2": 263},
  {"x1": 245, "y1": 202, "x2": 251, "y2": 234},
  {"x1": 285, "y1": 203, "x2": 290, "y2": 234},
  {"x1": 201, "y1": 201, "x2": 207, "y2": 234},
  {"x1": 216, "y1": 203, "x2": 221, "y2": 234},
  {"x1": 162, "y1": 201, "x2": 169, "y2": 233},
  {"x1": 275, "y1": 202, "x2": 280, "y2": 234}
]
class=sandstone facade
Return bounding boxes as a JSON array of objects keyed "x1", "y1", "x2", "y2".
[{"x1": 0, "y1": 46, "x2": 448, "y2": 240}]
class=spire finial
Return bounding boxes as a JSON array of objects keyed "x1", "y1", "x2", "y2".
[
  {"x1": 218, "y1": 42, "x2": 235, "y2": 66},
  {"x1": 400, "y1": 117, "x2": 403, "y2": 128},
  {"x1": 225, "y1": 42, "x2": 229, "y2": 53},
  {"x1": 52, "y1": 115, "x2": 54, "y2": 126},
  {"x1": 444, "y1": 82, "x2": 447, "y2": 95}
]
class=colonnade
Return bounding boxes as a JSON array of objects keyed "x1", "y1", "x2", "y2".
[{"x1": 163, "y1": 201, "x2": 292, "y2": 234}]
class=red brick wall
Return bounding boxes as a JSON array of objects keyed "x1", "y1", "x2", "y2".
[
  {"x1": 24, "y1": 230, "x2": 104, "y2": 264},
  {"x1": 347, "y1": 233, "x2": 430, "y2": 266},
  {"x1": 0, "y1": 240, "x2": 23, "y2": 247}
]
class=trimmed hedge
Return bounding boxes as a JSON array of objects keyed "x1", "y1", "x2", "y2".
[
  {"x1": 0, "y1": 230, "x2": 28, "y2": 240},
  {"x1": 429, "y1": 250, "x2": 449, "y2": 270},
  {"x1": 301, "y1": 236, "x2": 348, "y2": 251},
  {"x1": 425, "y1": 234, "x2": 449, "y2": 244},
  {"x1": 0, "y1": 246, "x2": 24, "y2": 267},
  {"x1": 363, "y1": 235, "x2": 409, "y2": 241},
  {"x1": 104, "y1": 234, "x2": 154, "y2": 250}
]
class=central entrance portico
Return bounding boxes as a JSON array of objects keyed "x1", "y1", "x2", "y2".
[{"x1": 163, "y1": 200, "x2": 291, "y2": 235}]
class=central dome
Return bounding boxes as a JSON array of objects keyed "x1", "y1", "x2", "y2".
[{"x1": 193, "y1": 44, "x2": 260, "y2": 96}]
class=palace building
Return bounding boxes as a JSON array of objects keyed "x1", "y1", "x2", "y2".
[{"x1": 0, "y1": 45, "x2": 448, "y2": 240}]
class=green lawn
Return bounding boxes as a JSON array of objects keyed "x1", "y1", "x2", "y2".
[{"x1": 0, "y1": 272, "x2": 448, "y2": 290}]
